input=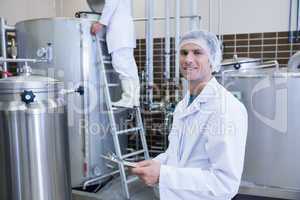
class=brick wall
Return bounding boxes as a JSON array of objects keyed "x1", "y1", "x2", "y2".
[{"x1": 133, "y1": 31, "x2": 299, "y2": 157}]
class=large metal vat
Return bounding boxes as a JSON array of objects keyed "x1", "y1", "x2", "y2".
[
  {"x1": 15, "y1": 18, "x2": 127, "y2": 187},
  {"x1": 0, "y1": 68, "x2": 71, "y2": 200},
  {"x1": 217, "y1": 60, "x2": 300, "y2": 199}
]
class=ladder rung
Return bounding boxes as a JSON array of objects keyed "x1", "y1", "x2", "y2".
[
  {"x1": 111, "y1": 107, "x2": 129, "y2": 112},
  {"x1": 122, "y1": 149, "x2": 145, "y2": 159},
  {"x1": 108, "y1": 83, "x2": 119, "y2": 87},
  {"x1": 116, "y1": 127, "x2": 141, "y2": 135},
  {"x1": 126, "y1": 176, "x2": 139, "y2": 184},
  {"x1": 103, "y1": 56, "x2": 111, "y2": 60},
  {"x1": 103, "y1": 61, "x2": 112, "y2": 64}
]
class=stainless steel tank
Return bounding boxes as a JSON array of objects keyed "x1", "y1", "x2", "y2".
[
  {"x1": 0, "y1": 68, "x2": 71, "y2": 200},
  {"x1": 15, "y1": 18, "x2": 127, "y2": 187},
  {"x1": 216, "y1": 59, "x2": 300, "y2": 199}
]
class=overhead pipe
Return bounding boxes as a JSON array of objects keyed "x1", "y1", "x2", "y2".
[
  {"x1": 175, "y1": 0, "x2": 181, "y2": 101},
  {"x1": 145, "y1": 0, "x2": 154, "y2": 106}
]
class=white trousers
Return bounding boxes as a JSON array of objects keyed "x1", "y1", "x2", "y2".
[{"x1": 111, "y1": 47, "x2": 139, "y2": 82}]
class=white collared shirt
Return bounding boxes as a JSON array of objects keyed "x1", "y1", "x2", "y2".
[
  {"x1": 154, "y1": 77, "x2": 248, "y2": 200},
  {"x1": 100, "y1": 0, "x2": 136, "y2": 53}
]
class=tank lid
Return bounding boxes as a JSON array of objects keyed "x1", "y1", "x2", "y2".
[
  {"x1": 87, "y1": 0, "x2": 105, "y2": 13},
  {"x1": 0, "y1": 74, "x2": 62, "y2": 93},
  {"x1": 221, "y1": 57, "x2": 261, "y2": 66}
]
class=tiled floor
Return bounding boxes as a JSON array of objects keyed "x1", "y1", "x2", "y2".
[
  {"x1": 72, "y1": 177, "x2": 290, "y2": 200},
  {"x1": 234, "y1": 194, "x2": 286, "y2": 200}
]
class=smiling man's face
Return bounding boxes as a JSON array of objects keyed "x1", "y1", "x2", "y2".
[{"x1": 179, "y1": 43, "x2": 212, "y2": 84}]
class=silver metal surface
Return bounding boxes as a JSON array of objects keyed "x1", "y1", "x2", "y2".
[
  {"x1": 164, "y1": 0, "x2": 171, "y2": 102},
  {"x1": 0, "y1": 73, "x2": 71, "y2": 200},
  {"x1": 189, "y1": 0, "x2": 200, "y2": 30},
  {"x1": 239, "y1": 181, "x2": 300, "y2": 200},
  {"x1": 16, "y1": 18, "x2": 127, "y2": 187},
  {"x1": 0, "y1": 57, "x2": 47, "y2": 63},
  {"x1": 146, "y1": 0, "x2": 154, "y2": 105},
  {"x1": 94, "y1": 34, "x2": 149, "y2": 199},
  {"x1": 87, "y1": 0, "x2": 105, "y2": 13},
  {"x1": 82, "y1": 170, "x2": 120, "y2": 190},
  {"x1": 0, "y1": 18, "x2": 8, "y2": 77},
  {"x1": 216, "y1": 62, "x2": 300, "y2": 199},
  {"x1": 220, "y1": 57, "x2": 262, "y2": 70},
  {"x1": 175, "y1": 0, "x2": 181, "y2": 101},
  {"x1": 288, "y1": 51, "x2": 300, "y2": 71}
]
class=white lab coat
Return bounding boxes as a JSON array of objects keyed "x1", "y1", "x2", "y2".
[
  {"x1": 154, "y1": 77, "x2": 248, "y2": 200},
  {"x1": 100, "y1": 0, "x2": 136, "y2": 53}
]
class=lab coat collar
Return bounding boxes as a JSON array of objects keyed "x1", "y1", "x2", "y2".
[{"x1": 176, "y1": 77, "x2": 220, "y2": 119}]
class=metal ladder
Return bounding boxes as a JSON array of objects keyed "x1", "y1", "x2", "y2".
[{"x1": 95, "y1": 34, "x2": 150, "y2": 199}]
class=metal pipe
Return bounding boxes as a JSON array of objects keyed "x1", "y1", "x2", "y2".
[
  {"x1": 0, "y1": 18, "x2": 8, "y2": 78},
  {"x1": 221, "y1": 60, "x2": 280, "y2": 85},
  {"x1": 189, "y1": 0, "x2": 199, "y2": 30},
  {"x1": 146, "y1": 0, "x2": 154, "y2": 105},
  {"x1": 175, "y1": 0, "x2": 181, "y2": 101},
  {"x1": 218, "y1": 0, "x2": 224, "y2": 48},
  {"x1": 0, "y1": 57, "x2": 42, "y2": 63},
  {"x1": 82, "y1": 170, "x2": 120, "y2": 190},
  {"x1": 4, "y1": 25, "x2": 15, "y2": 31},
  {"x1": 164, "y1": 0, "x2": 171, "y2": 102},
  {"x1": 296, "y1": 0, "x2": 300, "y2": 41},
  {"x1": 289, "y1": 0, "x2": 294, "y2": 43},
  {"x1": 288, "y1": 51, "x2": 300, "y2": 71},
  {"x1": 134, "y1": 15, "x2": 201, "y2": 22}
]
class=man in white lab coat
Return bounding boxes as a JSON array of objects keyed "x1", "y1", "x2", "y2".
[
  {"x1": 132, "y1": 30, "x2": 248, "y2": 200},
  {"x1": 91, "y1": 0, "x2": 139, "y2": 108}
]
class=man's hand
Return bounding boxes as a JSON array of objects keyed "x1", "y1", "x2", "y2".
[
  {"x1": 131, "y1": 160, "x2": 161, "y2": 187},
  {"x1": 91, "y1": 22, "x2": 104, "y2": 35}
]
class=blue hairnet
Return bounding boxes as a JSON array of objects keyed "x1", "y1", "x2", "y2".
[{"x1": 179, "y1": 30, "x2": 222, "y2": 72}]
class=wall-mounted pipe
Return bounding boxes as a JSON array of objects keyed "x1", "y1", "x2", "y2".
[
  {"x1": 189, "y1": 0, "x2": 199, "y2": 30},
  {"x1": 288, "y1": 51, "x2": 300, "y2": 71},
  {"x1": 175, "y1": 0, "x2": 181, "y2": 101},
  {"x1": 145, "y1": 0, "x2": 154, "y2": 106},
  {"x1": 296, "y1": 0, "x2": 300, "y2": 41},
  {"x1": 289, "y1": 0, "x2": 293, "y2": 43},
  {"x1": 0, "y1": 18, "x2": 15, "y2": 78},
  {"x1": 0, "y1": 18, "x2": 8, "y2": 78},
  {"x1": 288, "y1": 0, "x2": 300, "y2": 43},
  {"x1": 164, "y1": 0, "x2": 171, "y2": 102},
  {"x1": 218, "y1": 0, "x2": 224, "y2": 50}
]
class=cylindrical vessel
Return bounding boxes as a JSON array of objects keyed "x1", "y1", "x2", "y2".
[
  {"x1": 216, "y1": 63, "x2": 300, "y2": 199},
  {"x1": 16, "y1": 18, "x2": 127, "y2": 187},
  {"x1": 0, "y1": 72, "x2": 71, "y2": 200}
]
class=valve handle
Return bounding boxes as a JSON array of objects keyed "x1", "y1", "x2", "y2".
[{"x1": 20, "y1": 90, "x2": 36, "y2": 104}]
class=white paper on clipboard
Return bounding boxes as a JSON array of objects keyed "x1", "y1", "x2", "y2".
[{"x1": 101, "y1": 154, "x2": 137, "y2": 168}]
